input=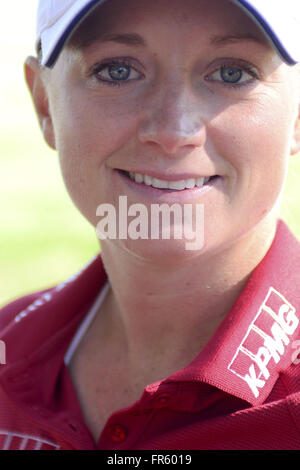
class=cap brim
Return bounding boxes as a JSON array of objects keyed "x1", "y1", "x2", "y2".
[
  {"x1": 235, "y1": 0, "x2": 297, "y2": 65},
  {"x1": 41, "y1": 0, "x2": 106, "y2": 67}
]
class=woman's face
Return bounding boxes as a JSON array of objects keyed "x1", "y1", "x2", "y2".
[{"x1": 40, "y1": 0, "x2": 300, "y2": 261}]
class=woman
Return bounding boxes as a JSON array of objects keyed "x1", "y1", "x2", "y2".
[{"x1": 0, "y1": 0, "x2": 300, "y2": 450}]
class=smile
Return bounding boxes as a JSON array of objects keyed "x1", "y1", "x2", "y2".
[{"x1": 122, "y1": 170, "x2": 216, "y2": 191}]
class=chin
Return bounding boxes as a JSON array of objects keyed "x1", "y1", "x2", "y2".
[{"x1": 114, "y1": 236, "x2": 206, "y2": 265}]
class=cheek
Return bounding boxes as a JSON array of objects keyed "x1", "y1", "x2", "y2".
[
  {"x1": 205, "y1": 93, "x2": 295, "y2": 236},
  {"x1": 49, "y1": 90, "x2": 142, "y2": 223},
  {"x1": 55, "y1": 92, "x2": 139, "y2": 164},
  {"x1": 209, "y1": 96, "x2": 292, "y2": 186}
]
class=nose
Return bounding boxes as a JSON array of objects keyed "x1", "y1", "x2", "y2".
[{"x1": 138, "y1": 83, "x2": 206, "y2": 157}]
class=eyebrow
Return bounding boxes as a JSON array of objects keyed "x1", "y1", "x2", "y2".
[
  {"x1": 99, "y1": 32, "x2": 147, "y2": 46},
  {"x1": 209, "y1": 32, "x2": 266, "y2": 47},
  {"x1": 72, "y1": 32, "x2": 147, "y2": 49}
]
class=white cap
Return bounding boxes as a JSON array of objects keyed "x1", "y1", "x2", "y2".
[{"x1": 36, "y1": 0, "x2": 300, "y2": 67}]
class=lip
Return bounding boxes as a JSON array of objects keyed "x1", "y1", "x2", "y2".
[{"x1": 114, "y1": 169, "x2": 222, "y2": 203}]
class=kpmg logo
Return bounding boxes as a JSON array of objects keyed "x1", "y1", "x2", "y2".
[
  {"x1": 0, "y1": 340, "x2": 6, "y2": 365},
  {"x1": 228, "y1": 287, "x2": 299, "y2": 398}
]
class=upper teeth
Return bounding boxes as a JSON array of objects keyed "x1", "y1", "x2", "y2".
[{"x1": 128, "y1": 172, "x2": 211, "y2": 190}]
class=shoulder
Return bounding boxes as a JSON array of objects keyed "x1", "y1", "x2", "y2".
[
  {"x1": 0, "y1": 254, "x2": 107, "y2": 363},
  {"x1": 0, "y1": 254, "x2": 105, "y2": 333}
]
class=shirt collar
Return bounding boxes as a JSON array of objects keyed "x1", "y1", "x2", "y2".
[{"x1": 166, "y1": 220, "x2": 300, "y2": 406}]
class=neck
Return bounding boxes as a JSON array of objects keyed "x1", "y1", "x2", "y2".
[{"x1": 98, "y1": 215, "x2": 278, "y2": 372}]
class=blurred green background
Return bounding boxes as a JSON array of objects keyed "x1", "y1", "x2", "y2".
[
  {"x1": 0, "y1": 2, "x2": 100, "y2": 307},
  {"x1": 1, "y1": 2, "x2": 300, "y2": 308}
]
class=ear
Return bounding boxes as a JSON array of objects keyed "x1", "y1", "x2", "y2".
[
  {"x1": 291, "y1": 97, "x2": 300, "y2": 156},
  {"x1": 24, "y1": 56, "x2": 56, "y2": 150},
  {"x1": 291, "y1": 115, "x2": 300, "y2": 156}
]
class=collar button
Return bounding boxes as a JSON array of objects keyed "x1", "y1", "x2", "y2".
[{"x1": 107, "y1": 424, "x2": 127, "y2": 443}]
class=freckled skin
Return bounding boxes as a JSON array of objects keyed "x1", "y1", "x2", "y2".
[{"x1": 34, "y1": 0, "x2": 300, "y2": 263}]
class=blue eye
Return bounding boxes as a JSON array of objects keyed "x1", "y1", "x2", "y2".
[
  {"x1": 207, "y1": 63, "x2": 258, "y2": 86},
  {"x1": 93, "y1": 60, "x2": 142, "y2": 85},
  {"x1": 220, "y1": 66, "x2": 243, "y2": 83},
  {"x1": 108, "y1": 64, "x2": 131, "y2": 81}
]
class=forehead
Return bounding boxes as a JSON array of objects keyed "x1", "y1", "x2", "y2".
[{"x1": 67, "y1": 0, "x2": 270, "y2": 51}]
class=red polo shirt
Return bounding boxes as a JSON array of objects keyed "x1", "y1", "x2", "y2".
[{"x1": 1, "y1": 219, "x2": 300, "y2": 450}]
